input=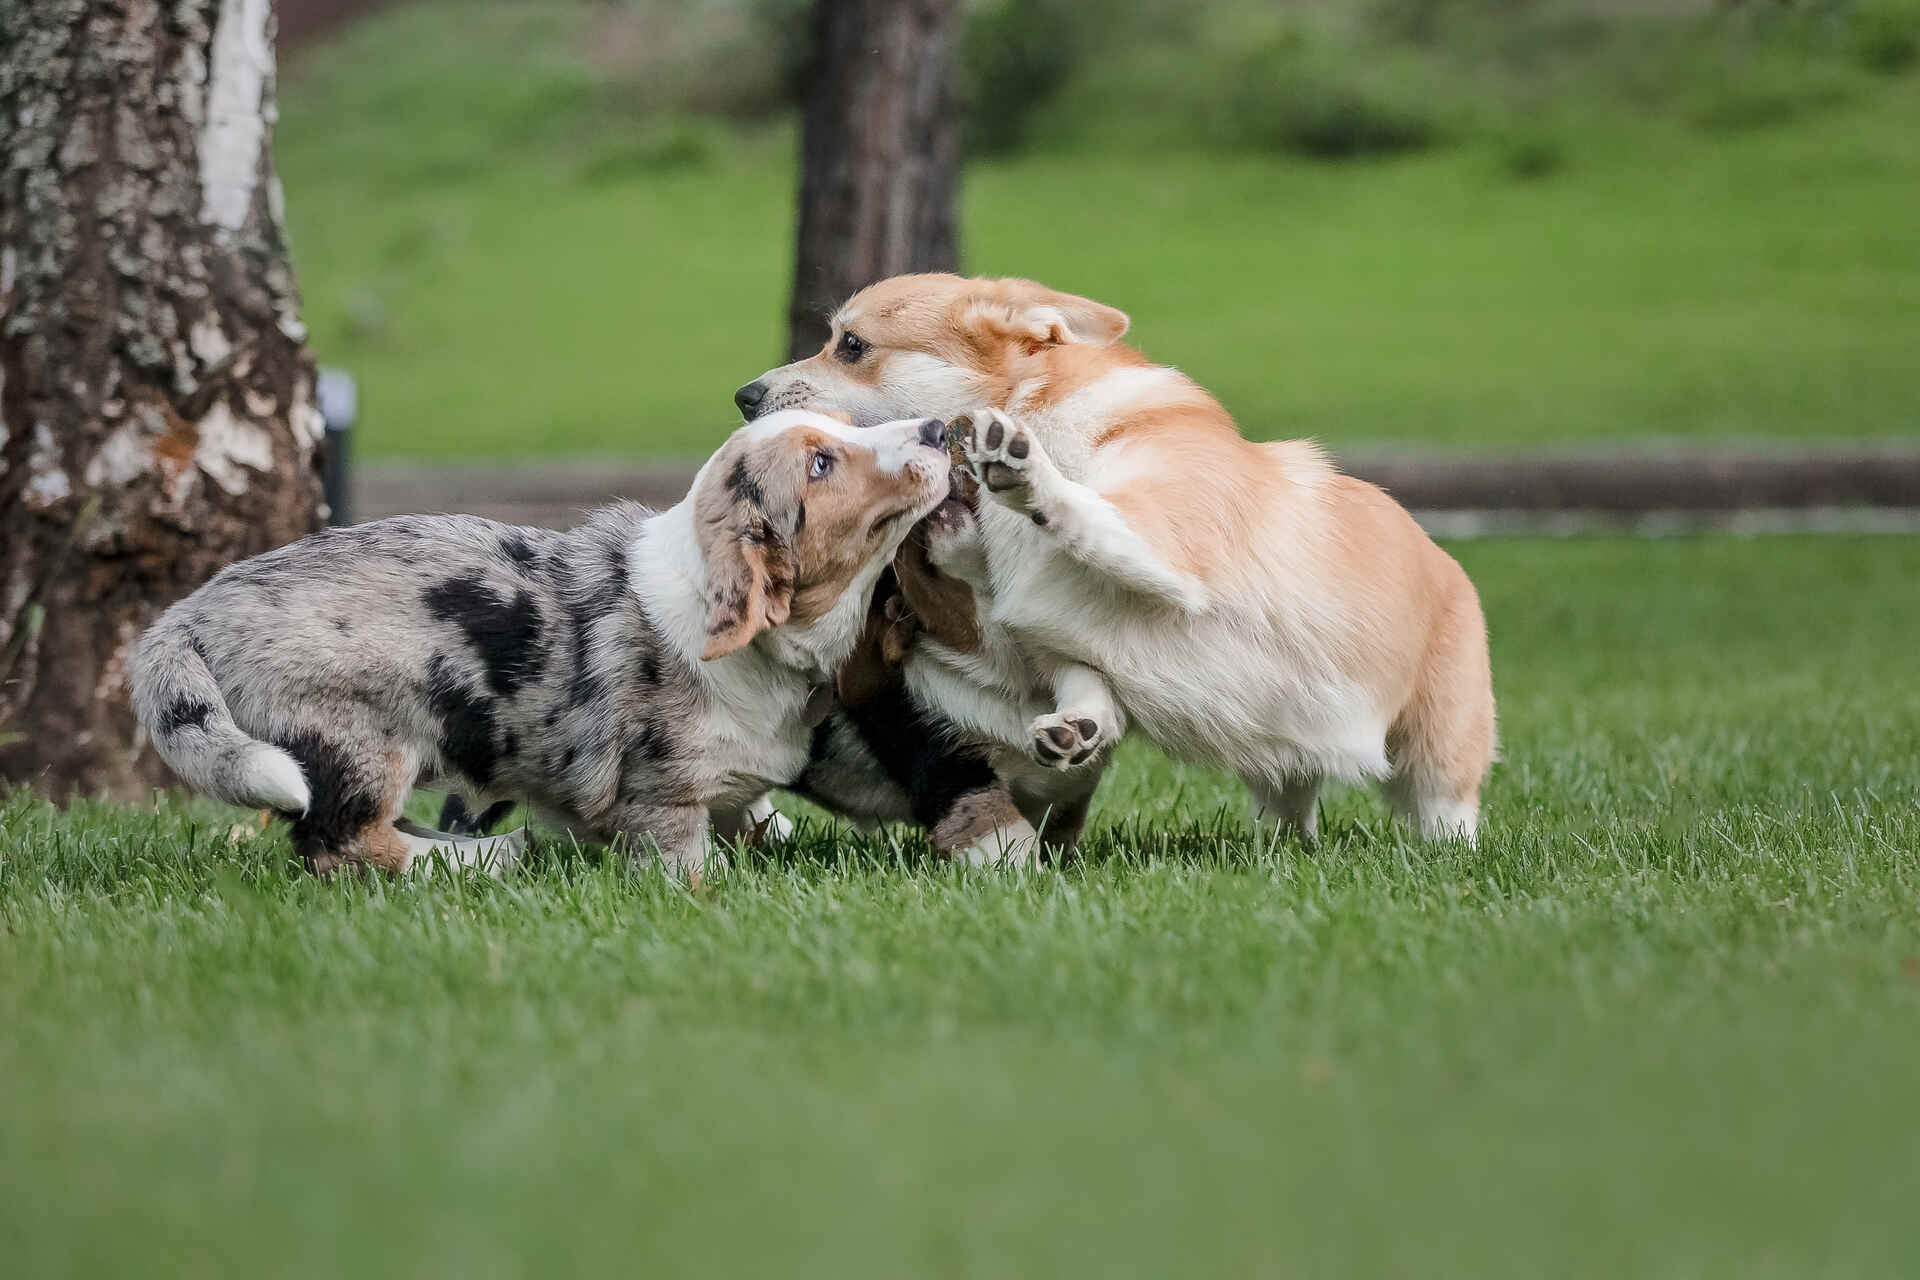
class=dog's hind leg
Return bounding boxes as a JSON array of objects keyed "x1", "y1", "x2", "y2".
[
  {"x1": 1247, "y1": 774, "x2": 1323, "y2": 847},
  {"x1": 1382, "y1": 576, "x2": 1495, "y2": 845},
  {"x1": 1008, "y1": 769, "x2": 1101, "y2": 860},
  {"x1": 1381, "y1": 758, "x2": 1480, "y2": 845},
  {"x1": 282, "y1": 732, "x2": 496, "y2": 874},
  {"x1": 283, "y1": 731, "x2": 420, "y2": 874}
]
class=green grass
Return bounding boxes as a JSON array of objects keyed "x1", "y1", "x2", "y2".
[
  {"x1": 6, "y1": 536, "x2": 1920, "y2": 1275},
  {"x1": 276, "y1": 3, "x2": 1920, "y2": 460}
]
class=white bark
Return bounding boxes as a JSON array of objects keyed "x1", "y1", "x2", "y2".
[
  {"x1": 197, "y1": 0, "x2": 272, "y2": 235},
  {"x1": 193, "y1": 400, "x2": 275, "y2": 496},
  {"x1": 23, "y1": 422, "x2": 71, "y2": 509},
  {"x1": 83, "y1": 420, "x2": 153, "y2": 489}
]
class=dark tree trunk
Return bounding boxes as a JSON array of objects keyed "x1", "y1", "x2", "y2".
[
  {"x1": 786, "y1": 0, "x2": 964, "y2": 361},
  {"x1": 1, "y1": 0, "x2": 324, "y2": 801}
]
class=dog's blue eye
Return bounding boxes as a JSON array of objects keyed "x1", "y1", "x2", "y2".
[
  {"x1": 809, "y1": 451, "x2": 834, "y2": 479},
  {"x1": 836, "y1": 332, "x2": 868, "y2": 363}
]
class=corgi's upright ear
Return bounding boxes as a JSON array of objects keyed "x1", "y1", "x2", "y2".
[{"x1": 966, "y1": 278, "x2": 1131, "y2": 348}]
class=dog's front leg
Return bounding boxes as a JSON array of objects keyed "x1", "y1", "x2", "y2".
[
  {"x1": 392, "y1": 817, "x2": 529, "y2": 876},
  {"x1": 953, "y1": 409, "x2": 1207, "y2": 611},
  {"x1": 1029, "y1": 662, "x2": 1125, "y2": 771},
  {"x1": 612, "y1": 803, "x2": 718, "y2": 881}
]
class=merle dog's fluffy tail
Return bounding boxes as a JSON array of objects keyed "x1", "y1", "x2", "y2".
[{"x1": 129, "y1": 618, "x2": 310, "y2": 814}]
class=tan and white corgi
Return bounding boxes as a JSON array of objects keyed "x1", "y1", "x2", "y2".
[{"x1": 738, "y1": 274, "x2": 1495, "y2": 843}]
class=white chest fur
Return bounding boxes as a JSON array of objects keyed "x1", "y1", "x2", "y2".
[
  {"x1": 628, "y1": 503, "x2": 849, "y2": 810},
  {"x1": 695, "y1": 656, "x2": 816, "y2": 807}
]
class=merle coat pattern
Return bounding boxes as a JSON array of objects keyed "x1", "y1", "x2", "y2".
[
  {"x1": 134, "y1": 509, "x2": 700, "y2": 870},
  {"x1": 130, "y1": 413, "x2": 953, "y2": 874}
]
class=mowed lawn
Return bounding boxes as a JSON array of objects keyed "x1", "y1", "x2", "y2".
[
  {"x1": 4, "y1": 535, "x2": 1918, "y2": 1276},
  {"x1": 275, "y1": 5, "x2": 1920, "y2": 460}
]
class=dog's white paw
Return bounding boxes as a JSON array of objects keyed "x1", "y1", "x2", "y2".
[
  {"x1": 755, "y1": 807, "x2": 795, "y2": 843},
  {"x1": 407, "y1": 826, "x2": 528, "y2": 877},
  {"x1": 1029, "y1": 711, "x2": 1107, "y2": 770},
  {"x1": 953, "y1": 819, "x2": 1039, "y2": 869},
  {"x1": 953, "y1": 408, "x2": 1035, "y2": 504}
]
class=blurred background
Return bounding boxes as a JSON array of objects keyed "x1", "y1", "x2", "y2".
[{"x1": 277, "y1": 0, "x2": 1920, "y2": 461}]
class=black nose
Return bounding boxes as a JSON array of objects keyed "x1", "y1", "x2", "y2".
[
  {"x1": 734, "y1": 380, "x2": 768, "y2": 419},
  {"x1": 917, "y1": 417, "x2": 947, "y2": 450}
]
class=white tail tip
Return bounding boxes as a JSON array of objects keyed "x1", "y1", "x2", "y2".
[{"x1": 242, "y1": 744, "x2": 311, "y2": 815}]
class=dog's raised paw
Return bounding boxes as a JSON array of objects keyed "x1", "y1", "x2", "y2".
[
  {"x1": 953, "y1": 408, "x2": 1032, "y2": 497},
  {"x1": 1030, "y1": 711, "x2": 1105, "y2": 769}
]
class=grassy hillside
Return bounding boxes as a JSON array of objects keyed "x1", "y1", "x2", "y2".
[
  {"x1": 7, "y1": 535, "x2": 1920, "y2": 1274},
  {"x1": 276, "y1": 2, "x2": 1920, "y2": 459}
]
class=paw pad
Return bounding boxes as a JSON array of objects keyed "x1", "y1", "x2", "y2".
[
  {"x1": 954, "y1": 408, "x2": 1034, "y2": 495},
  {"x1": 1030, "y1": 711, "x2": 1106, "y2": 770}
]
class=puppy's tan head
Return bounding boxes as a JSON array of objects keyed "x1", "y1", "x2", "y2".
[
  {"x1": 694, "y1": 410, "x2": 952, "y2": 660},
  {"x1": 733, "y1": 274, "x2": 1131, "y2": 427}
]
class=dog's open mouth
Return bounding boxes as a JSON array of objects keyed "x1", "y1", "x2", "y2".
[
  {"x1": 923, "y1": 458, "x2": 979, "y2": 534},
  {"x1": 924, "y1": 494, "x2": 972, "y2": 536}
]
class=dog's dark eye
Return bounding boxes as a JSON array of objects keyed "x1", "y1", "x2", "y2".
[
  {"x1": 835, "y1": 332, "x2": 868, "y2": 364},
  {"x1": 809, "y1": 451, "x2": 835, "y2": 480}
]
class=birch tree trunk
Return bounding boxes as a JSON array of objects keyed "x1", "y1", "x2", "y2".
[
  {"x1": 786, "y1": 0, "x2": 964, "y2": 360},
  {"x1": 0, "y1": 0, "x2": 324, "y2": 800}
]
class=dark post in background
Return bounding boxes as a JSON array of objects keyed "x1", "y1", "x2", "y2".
[{"x1": 786, "y1": 0, "x2": 966, "y2": 361}]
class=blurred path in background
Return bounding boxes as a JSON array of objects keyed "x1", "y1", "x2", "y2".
[{"x1": 355, "y1": 445, "x2": 1920, "y2": 535}]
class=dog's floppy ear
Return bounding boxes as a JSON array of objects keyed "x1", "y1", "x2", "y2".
[
  {"x1": 970, "y1": 279, "x2": 1130, "y2": 348},
  {"x1": 702, "y1": 520, "x2": 794, "y2": 660},
  {"x1": 834, "y1": 579, "x2": 914, "y2": 709},
  {"x1": 697, "y1": 442, "x2": 797, "y2": 660},
  {"x1": 893, "y1": 525, "x2": 982, "y2": 653}
]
